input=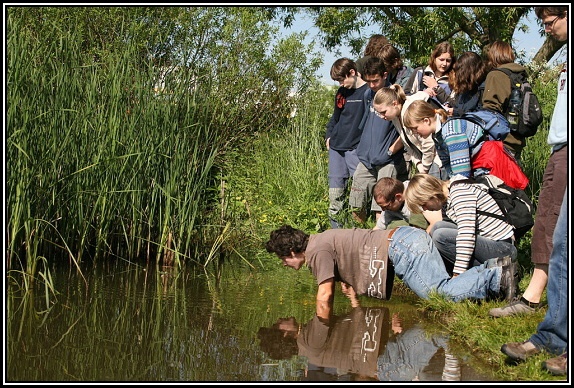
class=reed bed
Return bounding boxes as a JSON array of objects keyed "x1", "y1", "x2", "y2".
[
  {"x1": 8, "y1": 28, "x2": 214, "y2": 272},
  {"x1": 7, "y1": 10, "x2": 220, "y2": 274},
  {"x1": 7, "y1": 7, "x2": 320, "y2": 283}
]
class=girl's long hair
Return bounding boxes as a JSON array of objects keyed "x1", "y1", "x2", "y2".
[
  {"x1": 404, "y1": 174, "x2": 447, "y2": 214},
  {"x1": 402, "y1": 99, "x2": 448, "y2": 129},
  {"x1": 451, "y1": 51, "x2": 487, "y2": 94}
]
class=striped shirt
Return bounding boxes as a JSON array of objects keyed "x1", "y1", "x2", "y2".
[
  {"x1": 434, "y1": 118, "x2": 484, "y2": 177},
  {"x1": 446, "y1": 176, "x2": 514, "y2": 274}
]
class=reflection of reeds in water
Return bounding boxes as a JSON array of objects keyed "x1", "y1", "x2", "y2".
[{"x1": 7, "y1": 259, "x2": 316, "y2": 380}]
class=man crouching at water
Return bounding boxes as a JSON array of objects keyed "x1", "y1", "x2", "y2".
[{"x1": 265, "y1": 225, "x2": 517, "y2": 309}]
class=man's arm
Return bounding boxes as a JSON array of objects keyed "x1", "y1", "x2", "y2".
[
  {"x1": 317, "y1": 278, "x2": 335, "y2": 301},
  {"x1": 316, "y1": 278, "x2": 335, "y2": 320},
  {"x1": 325, "y1": 89, "x2": 344, "y2": 141}
]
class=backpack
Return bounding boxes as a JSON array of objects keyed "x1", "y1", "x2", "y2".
[
  {"x1": 457, "y1": 109, "x2": 510, "y2": 141},
  {"x1": 496, "y1": 68, "x2": 543, "y2": 138},
  {"x1": 458, "y1": 175, "x2": 535, "y2": 240}
]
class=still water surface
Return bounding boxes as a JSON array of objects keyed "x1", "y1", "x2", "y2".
[{"x1": 6, "y1": 258, "x2": 499, "y2": 382}]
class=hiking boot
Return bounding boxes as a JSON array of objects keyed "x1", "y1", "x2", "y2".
[
  {"x1": 488, "y1": 256, "x2": 520, "y2": 284},
  {"x1": 543, "y1": 353, "x2": 567, "y2": 376},
  {"x1": 498, "y1": 261, "x2": 518, "y2": 302},
  {"x1": 489, "y1": 297, "x2": 537, "y2": 318},
  {"x1": 501, "y1": 340, "x2": 540, "y2": 361},
  {"x1": 486, "y1": 255, "x2": 513, "y2": 268}
]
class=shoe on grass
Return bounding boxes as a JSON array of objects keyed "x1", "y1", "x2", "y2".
[
  {"x1": 501, "y1": 340, "x2": 540, "y2": 361},
  {"x1": 489, "y1": 296, "x2": 537, "y2": 317},
  {"x1": 543, "y1": 353, "x2": 567, "y2": 376}
]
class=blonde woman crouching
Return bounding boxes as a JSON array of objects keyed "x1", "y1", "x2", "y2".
[{"x1": 404, "y1": 173, "x2": 517, "y2": 278}]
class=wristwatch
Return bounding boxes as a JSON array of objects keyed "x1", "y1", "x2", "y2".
[
  {"x1": 432, "y1": 86, "x2": 440, "y2": 92},
  {"x1": 387, "y1": 149, "x2": 393, "y2": 156}
]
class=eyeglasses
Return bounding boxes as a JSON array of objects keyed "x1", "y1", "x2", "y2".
[
  {"x1": 543, "y1": 17, "x2": 559, "y2": 29},
  {"x1": 376, "y1": 197, "x2": 396, "y2": 211}
]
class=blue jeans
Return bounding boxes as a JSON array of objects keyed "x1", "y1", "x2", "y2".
[
  {"x1": 428, "y1": 161, "x2": 449, "y2": 180},
  {"x1": 389, "y1": 227, "x2": 502, "y2": 301},
  {"x1": 529, "y1": 188, "x2": 568, "y2": 355},
  {"x1": 378, "y1": 324, "x2": 449, "y2": 381},
  {"x1": 430, "y1": 221, "x2": 517, "y2": 271}
]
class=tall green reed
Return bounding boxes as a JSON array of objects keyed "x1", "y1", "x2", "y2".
[
  {"x1": 7, "y1": 12, "x2": 222, "y2": 279},
  {"x1": 8, "y1": 6, "x2": 321, "y2": 284}
]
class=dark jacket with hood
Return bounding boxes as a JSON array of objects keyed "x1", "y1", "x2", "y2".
[{"x1": 481, "y1": 62, "x2": 529, "y2": 158}]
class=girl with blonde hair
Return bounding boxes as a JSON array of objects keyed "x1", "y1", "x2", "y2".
[
  {"x1": 373, "y1": 84, "x2": 446, "y2": 179},
  {"x1": 404, "y1": 173, "x2": 517, "y2": 277},
  {"x1": 402, "y1": 99, "x2": 528, "y2": 189},
  {"x1": 402, "y1": 99, "x2": 482, "y2": 178}
]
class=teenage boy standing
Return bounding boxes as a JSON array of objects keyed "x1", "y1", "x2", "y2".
[
  {"x1": 325, "y1": 58, "x2": 369, "y2": 229},
  {"x1": 349, "y1": 56, "x2": 408, "y2": 224}
]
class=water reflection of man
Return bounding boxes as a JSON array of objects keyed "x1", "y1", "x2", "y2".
[
  {"x1": 258, "y1": 306, "x2": 390, "y2": 381},
  {"x1": 257, "y1": 307, "x2": 461, "y2": 381},
  {"x1": 377, "y1": 314, "x2": 460, "y2": 381}
]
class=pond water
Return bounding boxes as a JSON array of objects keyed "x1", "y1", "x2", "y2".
[{"x1": 6, "y1": 258, "x2": 499, "y2": 382}]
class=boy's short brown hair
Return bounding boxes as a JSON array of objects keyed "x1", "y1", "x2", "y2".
[
  {"x1": 373, "y1": 177, "x2": 404, "y2": 203},
  {"x1": 330, "y1": 58, "x2": 357, "y2": 81}
]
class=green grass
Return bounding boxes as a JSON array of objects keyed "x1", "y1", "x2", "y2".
[{"x1": 412, "y1": 271, "x2": 564, "y2": 382}]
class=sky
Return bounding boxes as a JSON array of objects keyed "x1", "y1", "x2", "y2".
[{"x1": 280, "y1": 8, "x2": 551, "y2": 86}]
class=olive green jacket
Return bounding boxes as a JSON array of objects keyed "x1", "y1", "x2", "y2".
[{"x1": 482, "y1": 62, "x2": 529, "y2": 158}]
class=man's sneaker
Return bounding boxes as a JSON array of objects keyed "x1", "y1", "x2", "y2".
[
  {"x1": 543, "y1": 353, "x2": 567, "y2": 376},
  {"x1": 498, "y1": 261, "x2": 518, "y2": 302},
  {"x1": 501, "y1": 340, "x2": 540, "y2": 361},
  {"x1": 489, "y1": 297, "x2": 536, "y2": 317}
]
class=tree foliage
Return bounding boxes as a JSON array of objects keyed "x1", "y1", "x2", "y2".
[
  {"x1": 267, "y1": 6, "x2": 566, "y2": 67},
  {"x1": 7, "y1": 6, "x2": 323, "y2": 141}
]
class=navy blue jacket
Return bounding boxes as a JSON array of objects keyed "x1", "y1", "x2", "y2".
[
  {"x1": 326, "y1": 83, "x2": 369, "y2": 151},
  {"x1": 356, "y1": 88, "x2": 400, "y2": 169},
  {"x1": 452, "y1": 81, "x2": 486, "y2": 117}
]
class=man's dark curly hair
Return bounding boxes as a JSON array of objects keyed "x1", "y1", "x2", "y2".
[{"x1": 265, "y1": 225, "x2": 309, "y2": 257}]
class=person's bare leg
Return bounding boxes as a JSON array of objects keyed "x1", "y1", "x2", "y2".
[{"x1": 521, "y1": 264, "x2": 548, "y2": 304}]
